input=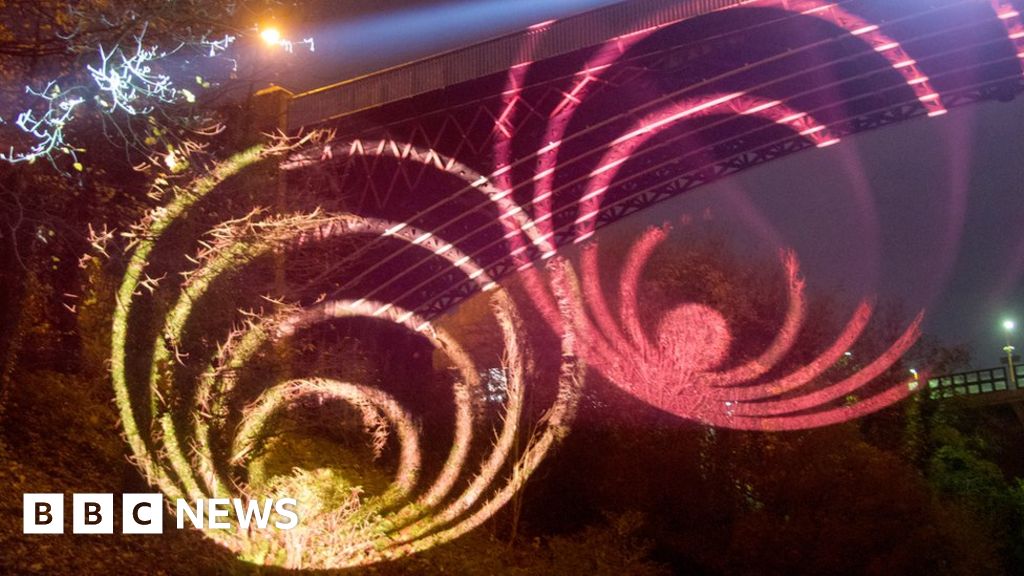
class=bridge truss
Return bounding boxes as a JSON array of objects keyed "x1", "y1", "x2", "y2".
[{"x1": 274, "y1": 0, "x2": 1024, "y2": 321}]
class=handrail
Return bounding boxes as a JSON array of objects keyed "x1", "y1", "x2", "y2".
[{"x1": 286, "y1": 0, "x2": 752, "y2": 130}]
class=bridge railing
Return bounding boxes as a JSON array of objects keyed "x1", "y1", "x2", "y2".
[
  {"x1": 927, "y1": 365, "x2": 1024, "y2": 400},
  {"x1": 286, "y1": 0, "x2": 750, "y2": 130}
]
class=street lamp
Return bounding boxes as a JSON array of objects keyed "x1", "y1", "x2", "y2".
[
  {"x1": 1004, "y1": 319, "x2": 1017, "y2": 388},
  {"x1": 260, "y1": 27, "x2": 282, "y2": 46}
]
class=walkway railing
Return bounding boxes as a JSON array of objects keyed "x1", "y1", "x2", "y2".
[
  {"x1": 286, "y1": 0, "x2": 748, "y2": 130},
  {"x1": 928, "y1": 365, "x2": 1024, "y2": 401}
]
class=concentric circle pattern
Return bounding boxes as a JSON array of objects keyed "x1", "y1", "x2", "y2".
[
  {"x1": 111, "y1": 1, "x2": 1024, "y2": 568},
  {"x1": 111, "y1": 145, "x2": 583, "y2": 569}
]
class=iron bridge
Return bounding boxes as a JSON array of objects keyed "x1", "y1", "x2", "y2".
[{"x1": 260, "y1": 0, "x2": 1024, "y2": 321}]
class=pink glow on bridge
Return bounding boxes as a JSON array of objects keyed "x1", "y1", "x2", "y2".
[
  {"x1": 278, "y1": 0, "x2": 1018, "y2": 431},
  {"x1": 572, "y1": 94, "x2": 840, "y2": 240},
  {"x1": 506, "y1": 0, "x2": 948, "y2": 264},
  {"x1": 992, "y1": 0, "x2": 1024, "y2": 74},
  {"x1": 527, "y1": 32, "x2": 659, "y2": 254},
  {"x1": 752, "y1": 0, "x2": 948, "y2": 117},
  {"x1": 115, "y1": 2, "x2": 1024, "y2": 567}
]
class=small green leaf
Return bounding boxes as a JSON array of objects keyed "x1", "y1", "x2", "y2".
[{"x1": 181, "y1": 89, "x2": 196, "y2": 103}]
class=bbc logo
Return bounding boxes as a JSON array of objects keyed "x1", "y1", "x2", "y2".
[{"x1": 23, "y1": 493, "x2": 164, "y2": 534}]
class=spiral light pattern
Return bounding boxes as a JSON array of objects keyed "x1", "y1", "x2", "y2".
[
  {"x1": 275, "y1": 0, "x2": 950, "y2": 428},
  {"x1": 552, "y1": 227, "x2": 923, "y2": 430},
  {"x1": 111, "y1": 1, "x2": 1024, "y2": 568},
  {"x1": 111, "y1": 145, "x2": 583, "y2": 569}
]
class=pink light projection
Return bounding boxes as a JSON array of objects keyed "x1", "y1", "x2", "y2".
[
  {"x1": 512, "y1": 0, "x2": 949, "y2": 254},
  {"x1": 471, "y1": 4, "x2": 953, "y2": 429},
  {"x1": 114, "y1": 2, "x2": 1024, "y2": 568},
  {"x1": 571, "y1": 93, "x2": 840, "y2": 242},
  {"x1": 290, "y1": 0, "x2": 1004, "y2": 332},
  {"x1": 472, "y1": 0, "x2": 956, "y2": 340},
  {"x1": 276, "y1": 1, "x2": 970, "y2": 430},
  {"x1": 519, "y1": 30, "x2": 656, "y2": 259},
  {"x1": 750, "y1": 0, "x2": 948, "y2": 117},
  {"x1": 992, "y1": 0, "x2": 1024, "y2": 74},
  {"x1": 550, "y1": 226, "x2": 923, "y2": 430},
  {"x1": 284, "y1": 122, "x2": 923, "y2": 432},
  {"x1": 291, "y1": 5, "x2": 1024, "y2": 558}
]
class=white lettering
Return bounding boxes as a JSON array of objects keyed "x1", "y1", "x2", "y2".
[
  {"x1": 274, "y1": 498, "x2": 299, "y2": 530},
  {"x1": 207, "y1": 498, "x2": 232, "y2": 529},
  {"x1": 176, "y1": 498, "x2": 203, "y2": 529},
  {"x1": 233, "y1": 498, "x2": 273, "y2": 530}
]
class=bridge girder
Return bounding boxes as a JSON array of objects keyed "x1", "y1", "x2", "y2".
[{"x1": 272, "y1": 0, "x2": 1024, "y2": 320}]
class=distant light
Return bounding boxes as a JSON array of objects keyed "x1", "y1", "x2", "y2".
[
  {"x1": 260, "y1": 27, "x2": 282, "y2": 46},
  {"x1": 909, "y1": 368, "x2": 918, "y2": 378},
  {"x1": 844, "y1": 351, "x2": 853, "y2": 357},
  {"x1": 1004, "y1": 319, "x2": 1016, "y2": 332}
]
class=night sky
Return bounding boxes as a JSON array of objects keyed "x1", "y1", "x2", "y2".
[{"x1": 272, "y1": 0, "x2": 1024, "y2": 369}]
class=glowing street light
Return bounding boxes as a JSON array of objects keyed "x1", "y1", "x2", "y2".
[
  {"x1": 256, "y1": 26, "x2": 315, "y2": 53},
  {"x1": 1004, "y1": 318, "x2": 1017, "y2": 388},
  {"x1": 259, "y1": 27, "x2": 282, "y2": 46}
]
